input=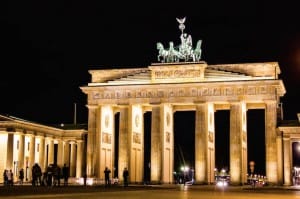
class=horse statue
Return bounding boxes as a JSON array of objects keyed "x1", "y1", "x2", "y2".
[
  {"x1": 193, "y1": 40, "x2": 202, "y2": 61},
  {"x1": 168, "y1": 41, "x2": 182, "y2": 62},
  {"x1": 157, "y1": 42, "x2": 169, "y2": 62}
]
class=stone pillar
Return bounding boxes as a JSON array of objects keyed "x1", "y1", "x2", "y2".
[
  {"x1": 118, "y1": 107, "x2": 129, "y2": 181},
  {"x1": 128, "y1": 105, "x2": 144, "y2": 183},
  {"x1": 6, "y1": 133, "x2": 13, "y2": 170},
  {"x1": 29, "y1": 134, "x2": 35, "y2": 180},
  {"x1": 70, "y1": 142, "x2": 77, "y2": 177},
  {"x1": 63, "y1": 141, "x2": 70, "y2": 166},
  {"x1": 283, "y1": 137, "x2": 291, "y2": 185},
  {"x1": 86, "y1": 105, "x2": 98, "y2": 177},
  {"x1": 151, "y1": 106, "x2": 162, "y2": 183},
  {"x1": 265, "y1": 100, "x2": 278, "y2": 184},
  {"x1": 38, "y1": 136, "x2": 45, "y2": 171},
  {"x1": 76, "y1": 140, "x2": 84, "y2": 178},
  {"x1": 161, "y1": 104, "x2": 173, "y2": 184},
  {"x1": 96, "y1": 105, "x2": 114, "y2": 180},
  {"x1": 230, "y1": 102, "x2": 247, "y2": 185},
  {"x1": 48, "y1": 138, "x2": 54, "y2": 165},
  {"x1": 277, "y1": 130, "x2": 283, "y2": 185},
  {"x1": 57, "y1": 139, "x2": 64, "y2": 167},
  {"x1": 18, "y1": 133, "x2": 25, "y2": 170},
  {"x1": 195, "y1": 103, "x2": 215, "y2": 184}
]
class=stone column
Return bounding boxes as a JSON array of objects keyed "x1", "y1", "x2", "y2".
[
  {"x1": 70, "y1": 142, "x2": 77, "y2": 177},
  {"x1": 57, "y1": 139, "x2": 64, "y2": 167},
  {"x1": 48, "y1": 138, "x2": 54, "y2": 165},
  {"x1": 195, "y1": 103, "x2": 215, "y2": 184},
  {"x1": 63, "y1": 141, "x2": 70, "y2": 166},
  {"x1": 128, "y1": 105, "x2": 144, "y2": 183},
  {"x1": 18, "y1": 133, "x2": 25, "y2": 170},
  {"x1": 283, "y1": 137, "x2": 291, "y2": 185},
  {"x1": 230, "y1": 102, "x2": 247, "y2": 185},
  {"x1": 76, "y1": 140, "x2": 84, "y2": 178},
  {"x1": 118, "y1": 107, "x2": 129, "y2": 181},
  {"x1": 29, "y1": 134, "x2": 35, "y2": 180},
  {"x1": 151, "y1": 106, "x2": 162, "y2": 183},
  {"x1": 86, "y1": 105, "x2": 98, "y2": 177},
  {"x1": 38, "y1": 136, "x2": 46, "y2": 171},
  {"x1": 97, "y1": 105, "x2": 114, "y2": 180},
  {"x1": 265, "y1": 100, "x2": 278, "y2": 184},
  {"x1": 6, "y1": 133, "x2": 13, "y2": 170},
  {"x1": 161, "y1": 104, "x2": 173, "y2": 184}
]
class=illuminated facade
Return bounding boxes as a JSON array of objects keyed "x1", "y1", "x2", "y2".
[
  {"x1": 80, "y1": 61, "x2": 287, "y2": 185},
  {"x1": 0, "y1": 115, "x2": 86, "y2": 183}
]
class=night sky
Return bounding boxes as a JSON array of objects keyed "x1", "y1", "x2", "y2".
[{"x1": 1, "y1": 2, "x2": 300, "y2": 175}]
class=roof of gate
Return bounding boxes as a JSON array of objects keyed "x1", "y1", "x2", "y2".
[{"x1": 87, "y1": 62, "x2": 281, "y2": 86}]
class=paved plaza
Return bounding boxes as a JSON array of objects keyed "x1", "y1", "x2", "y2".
[{"x1": 1, "y1": 184, "x2": 300, "y2": 199}]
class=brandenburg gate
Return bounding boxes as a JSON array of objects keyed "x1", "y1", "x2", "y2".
[
  {"x1": 80, "y1": 61, "x2": 286, "y2": 185},
  {"x1": 80, "y1": 17, "x2": 286, "y2": 185}
]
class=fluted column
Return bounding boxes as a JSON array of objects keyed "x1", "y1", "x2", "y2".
[
  {"x1": 151, "y1": 106, "x2": 162, "y2": 183},
  {"x1": 48, "y1": 138, "x2": 54, "y2": 165},
  {"x1": 97, "y1": 105, "x2": 114, "y2": 180},
  {"x1": 195, "y1": 103, "x2": 215, "y2": 184},
  {"x1": 86, "y1": 105, "x2": 98, "y2": 177},
  {"x1": 76, "y1": 140, "x2": 84, "y2": 177},
  {"x1": 38, "y1": 136, "x2": 46, "y2": 171},
  {"x1": 70, "y1": 142, "x2": 76, "y2": 177},
  {"x1": 18, "y1": 133, "x2": 25, "y2": 170},
  {"x1": 128, "y1": 105, "x2": 144, "y2": 183},
  {"x1": 161, "y1": 104, "x2": 173, "y2": 184},
  {"x1": 118, "y1": 107, "x2": 129, "y2": 181},
  {"x1": 230, "y1": 102, "x2": 247, "y2": 185},
  {"x1": 57, "y1": 139, "x2": 64, "y2": 167},
  {"x1": 29, "y1": 134, "x2": 35, "y2": 168},
  {"x1": 265, "y1": 100, "x2": 278, "y2": 184},
  {"x1": 29, "y1": 134, "x2": 35, "y2": 180},
  {"x1": 6, "y1": 133, "x2": 13, "y2": 170},
  {"x1": 283, "y1": 137, "x2": 291, "y2": 185},
  {"x1": 63, "y1": 141, "x2": 70, "y2": 166}
]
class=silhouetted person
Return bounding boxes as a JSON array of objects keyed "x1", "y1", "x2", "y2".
[
  {"x1": 19, "y1": 168, "x2": 24, "y2": 185},
  {"x1": 123, "y1": 167, "x2": 129, "y2": 187},
  {"x1": 62, "y1": 164, "x2": 69, "y2": 186},
  {"x1": 104, "y1": 167, "x2": 111, "y2": 187}
]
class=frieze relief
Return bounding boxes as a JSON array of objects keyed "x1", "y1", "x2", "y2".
[
  {"x1": 133, "y1": 132, "x2": 141, "y2": 144},
  {"x1": 102, "y1": 132, "x2": 112, "y2": 144},
  {"x1": 92, "y1": 85, "x2": 275, "y2": 100}
]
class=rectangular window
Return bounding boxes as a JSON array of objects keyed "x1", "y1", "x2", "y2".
[
  {"x1": 17, "y1": 140, "x2": 19, "y2": 150},
  {"x1": 37, "y1": 143, "x2": 39, "y2": 152},
  {"x1": 28, "y1": 142, "x2": 30, "y2": 151}
]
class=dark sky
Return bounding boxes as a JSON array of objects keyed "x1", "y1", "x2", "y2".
[{"x1": 2, "y1": 1, "x2": 300, "y2": 175}]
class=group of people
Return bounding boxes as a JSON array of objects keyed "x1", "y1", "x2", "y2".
[
  {"x1": 3, "y1": 169, "x2": 14, "y2": 186},
  {"x1": 2, "y1": 163, "x2": 70, "y2": 186},
  {"x1": 104, "y1": 167, "x2": 129, "y2": 187}
]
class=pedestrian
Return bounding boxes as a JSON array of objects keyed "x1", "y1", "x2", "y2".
[
  {"x1": 62, "y1": 163, "x2": 69, "y2": 186},
  {"x1": 3, "y1": 169, "x2": 8, "y2": 186},
  {"x1": 19, "y1": 168, "x2": 24, "y2": 185},
  {"x1": 104, "y1": 167, "x2": 111, "y2": 187},
  {"x1": 123, "y1": 167, "x2": 129, "y2": 187},
  {"x1": 7, "y1": 169, "x2": 13, "y2": 186}
]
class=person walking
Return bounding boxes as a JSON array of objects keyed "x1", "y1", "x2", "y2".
[
  {"x1": 123, "y1": 167, "x2": 129, "y2": 187},
  {"x1": 19, "y1": 168, "x2": 24, "y2": 185},
  {"x1": 104, "y1": 167, "x2": 111, "y2": 187}
]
